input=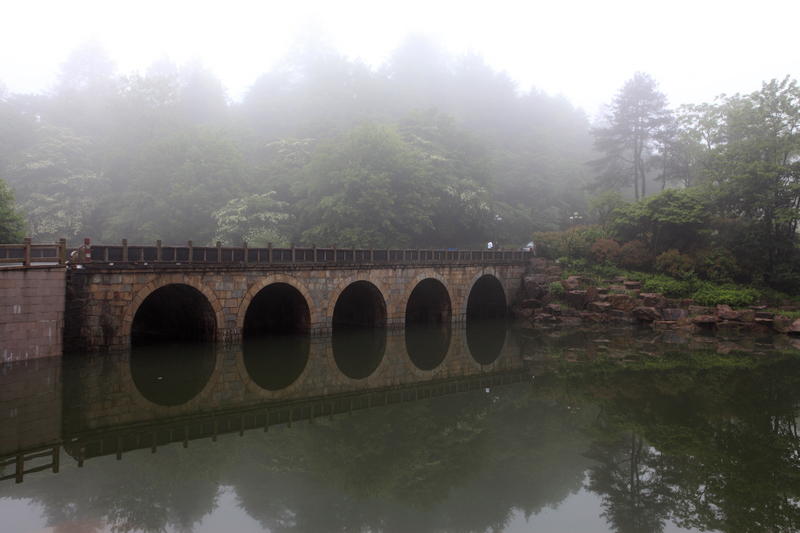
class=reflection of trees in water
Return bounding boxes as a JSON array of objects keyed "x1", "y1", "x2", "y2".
[
  {"x1": 542, "y1": 350, "x2": 800, "y2": 533},
  {"x1": 586, "y1": 432, "x2": 671, "y2": 533},
  {"x1": 0, "y1": 440, "x2": 228, "y2": 533},
  {"x1": 232, "y1": 386, "x2": 591, "y2": 533},
  {"x1": 11, "y1": 344, "x2": 800, "y2": 532}
]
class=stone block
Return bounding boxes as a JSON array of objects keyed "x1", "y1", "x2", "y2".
[
  {"x1": 609, "y1": 294, "x2": 635, "y2": 312},
  {"x1": 662, "y1": 308, "x2": 688, "y2": 321},
  {"x1": 688, "y1": 305, "x2": 710, "y2": 316},
  {"x1": 633, "y1": 306, "x2": 662, "y2": 322},
  {"x1": 642, "y1": 293, "x2": 666, "y2": 308}
]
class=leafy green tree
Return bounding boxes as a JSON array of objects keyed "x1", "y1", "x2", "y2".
[
  {"x1": 704, "y1": 77, "x2": 800, "y2": 282},
  {"x1": 2, "y1": 124, "x2": 107, "y2": 244},
  {"x1": 300, "y1": 122, "x2": 434, "y2": 247},
  {"x1": 0, "y1": 178, "x2": 25, "y2": 242},
  {"x1": 398, "y1": 109, "x2": 493, "y2": 246},
  {"x1": 611, "y1": 188, "x2": 710, "y2": 271},
  {"x1": 591, "y1": 72, "x2": 673, "y2": 199},
  {"x1": 589, "y1": 189, "x2": 627, "y2": 230},
  {"x1": 106, "y1": 127, "x2": 250, "y2": 244}
]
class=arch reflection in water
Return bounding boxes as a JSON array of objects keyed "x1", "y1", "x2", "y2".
[
  {"x1": 405, "y1": 322, "x2": 452, "y2": 371},
  {"x1": 332, "y1": 327, "x2": 387, "y2": 380},
  {"x1": 242, "y1": 335, "x2": 311, "y2": 391},
  {"x1": 130, "y1": 343, "x2": 216, "y2": 406},
  {"x1": 465, "y1": 319, "x2": 507, "y2": 365}
]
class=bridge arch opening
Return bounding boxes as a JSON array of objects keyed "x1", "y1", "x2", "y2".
[
  {"x1": 465, "y1": 274, "x2": 508, "y2": 365},
  {"x1": 332, "y1": 281, "x2": 387, "y2": 329},
  {"x1": 131, "y1": 284, "x2": 216, "y2": 347},
  {"x1": 466, "y1": 274, "x2": 508, "y2": 320},
  {"x1": 243, "y1": 283, "x2": 311, "y2": 336},
  {"x1": 332, "y1": 281, "x2": 387, "y2": 379},
  {"x1": 242, "y1": 283, "x2": 311, "y2": 390},
  {"x1": 405, "y1": 278, "x2": 452, "y2": 370},
  {"x1": 405, "y1": 278, "x2": 451, "y2": 324}
]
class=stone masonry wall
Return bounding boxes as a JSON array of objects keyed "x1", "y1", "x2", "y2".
[
  {"x1": 65, "y1": 262, "x2": 527, "y2": 352},
  {"x1": 0, "y1": 267, "x2": 65, "y2": 361}
]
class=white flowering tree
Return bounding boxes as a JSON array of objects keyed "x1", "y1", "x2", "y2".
[{"x1": 212, "y1": 192, "x2": 292, "y2": 247}]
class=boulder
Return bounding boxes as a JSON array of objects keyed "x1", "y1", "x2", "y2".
[
  {"x1": 609, "y1": 284, "x2": 627, "y2": 294},
  {"x1": 587, "y1": 301, "x2": 612, "y2": 313},
  {"x1": 662, "y1": 308, "x2": 689, "y2": 321},
  {"x1": 562, "y1": 307, "x2": 581, "y2": 318},
  {"x1": 692, "y1": 315, "x2": 718, "y2": 325},
  {"x1": 567, "y1": 290, "x2": 589, "y2": 310},
  {"x1": 556, "y1": 316, "x2": 583, "y2": 326},
  {"x1": 561, "y1": 276, "x2": 581, "y2": 291},
  {"x1": 787, "y1": 318, "x2": 800, "y2": 334},
  {"x1": 624, "y1": 281, "x2": 642, "y2": 290},
  {"x1": 544, "y1": 303, "x2": 562, "y2": 316},
  {"x1": 773, "y1": 315, "x2": 794, "y2": 333},
  {"x1": 633, "y1": 306, "x2": 662, "y2": 322},
  {"x1": 520, "y1": 299, "x2": 541, "y2": 309},
  {"x1": 680, "y1": 299, "x2": 695, "y2": 308},
  {"x1": 516, "y1": 307, "x2": 534, "y2": 319},
  {"x1": 546, "y1": 265, "x2": 563, "y2": 277},
  {"x1": 580, "y1": 312, "x2": 606, "y2": 323},
  {"x1": 642, "y1": 293, "x2": 666, "y2": 308},
  {"x1": 585, "y1": 285, "x2": 599, "y2": 303},
  {"x1": 688, "y1": 305, "x2": 711, "y2": 316},
  {"x1": 609, "y1": 294, "x2": 636, "y2": 312},
  {"x1": 738, "y1": 309, "x2": 756, "y2": 323},
  {"x1": 523, "y1": 276, "x2": 542, "y2": 299}
]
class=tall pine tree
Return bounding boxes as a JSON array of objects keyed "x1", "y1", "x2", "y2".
[{"x1": 591, "y1": 72, "x2": 673, "y2": 199}]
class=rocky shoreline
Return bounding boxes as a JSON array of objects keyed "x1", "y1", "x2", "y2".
[{"x1": 514, "y1": 258, "x2": 800, "y2": 336}]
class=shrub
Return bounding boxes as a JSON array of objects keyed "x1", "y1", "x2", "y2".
[
  {"x1": 591, "y1": 238, "x2": 620, "y2": 263},
  {"x1": 641, "y1": 275, "x2": 690, "y2": 298},
  {"x1": 618, "y1": 240, "x2": 650, "y2": 270},
  {"x1": 549, "y1": 282, "x2": 564, "y2": 296},
  {"x1": 655, "y1": 249, "x2": 694, "y2": 276},
  {"x1": 693, "y1": 247, "x2": 739, "y2": 281},
  {"x1": 691, "y1": 285, "x2": 758, "y2": 308}
]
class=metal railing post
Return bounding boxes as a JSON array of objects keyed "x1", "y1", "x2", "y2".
[
  {"x1": 188, "y1": 241, "x2": 193, "y2": 263},
  {"x1": 23, "y1": 237, "x2": 31, "y2": 266},
  {"x1": 157, "y1": 240, "x2": 162, "y2": 262}
]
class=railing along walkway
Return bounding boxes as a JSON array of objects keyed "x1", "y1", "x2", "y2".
[
  {"x1": 85, "y1": 239, "x2": 532, "y2": 265},
  {"x1": 0, "y1": 238, "x2": 67, "y2": 267}
]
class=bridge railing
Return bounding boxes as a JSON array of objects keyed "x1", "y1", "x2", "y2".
[
  {"x1": 0, "y1": 238, "x2": 67, "y2": 266},
  {"x1": 83, "y1": 239, "x2": 533, "y2": 264}
]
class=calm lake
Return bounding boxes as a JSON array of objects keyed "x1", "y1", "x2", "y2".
[{"x1": 2, "y1": 321, "x2": 800, "y2": 532}]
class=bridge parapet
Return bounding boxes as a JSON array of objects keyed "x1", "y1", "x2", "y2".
[{"x1": 84, "y1": 240, "x2": 532, "y2": 265}]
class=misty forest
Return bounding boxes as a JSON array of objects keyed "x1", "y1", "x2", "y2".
[{"x1": 1, "y1": 36, "x2": 799, "y2": 294}]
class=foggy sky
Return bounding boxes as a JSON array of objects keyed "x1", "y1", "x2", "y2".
[{"x1": 1, "y1": 0, "x2": 797, "y2": 114}]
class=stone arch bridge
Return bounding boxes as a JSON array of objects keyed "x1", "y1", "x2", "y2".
[{"x1": 64, "y1": 242, "x2": 531, "y2": 352}]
